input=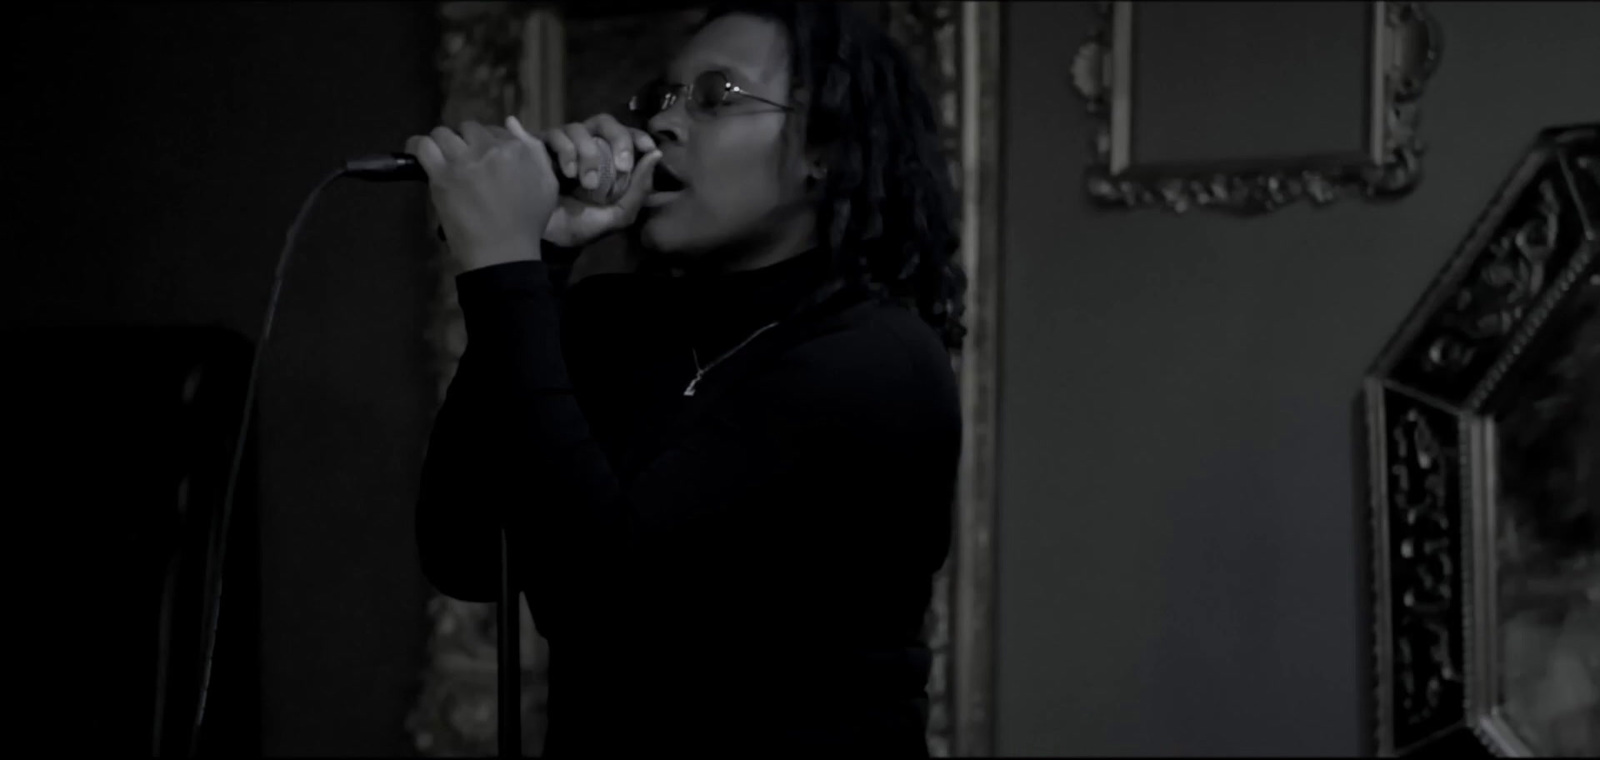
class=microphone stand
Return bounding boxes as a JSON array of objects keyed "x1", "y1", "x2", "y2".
[
  {"x1": 498, "y1": 529, "x2": 521, "y2": 758},
  {"x1": 345, "y1": 155, "x2": 525, "y2": 756}
]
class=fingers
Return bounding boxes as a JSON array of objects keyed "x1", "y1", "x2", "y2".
[
  {"x1": 562, "y1": 122, "x2": 606, "y2": 191},
  {"x1": 533, "y1": 116, "x2": 644, "y2": 196},
  {"x1": 541, "y1": 125, "x2": 578, "y2": 180},
  {"x1": 411, "y1": 118, "x2": 549, "y2": 186},
  {"x1": 458, "y1": 120, "x2": 495, "y2": 153},
  {"x1": 616, "y1": 150, "x2": 662, "y2": 218},
  {"x1": 429, "y1": 125, "x2": 469, "y2": 161},
  {"x1": 505, "y1": 116, "x2": 552, "y2": 174},
  {"x1": 584, "y1": 113, "x2": 636, "y2": 174},
  {"x1": 629, "y1": 127, "x2": 658, "y2": 158},
  {"x1": 410, "y1": 134, "x2": 448, "y2": 177}
]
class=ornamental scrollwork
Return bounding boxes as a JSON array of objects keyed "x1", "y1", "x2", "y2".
[
  {"x1": 1422, "y1": 180, "x2": 1563, "y2": 378},
  {"x1": 1071, "y1": 2, "x2": 1441, "y2": 215},
  {"x1": 1384, "y1": 400, "x2": 1466, "y2": 743},
  {"x1": 1366, "y1": 124, "x2": 1598, "y2": 756}
]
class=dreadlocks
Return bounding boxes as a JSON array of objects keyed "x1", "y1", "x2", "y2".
[{"x1": 698, "y1": 1, "x2": 969, "y2": 350}]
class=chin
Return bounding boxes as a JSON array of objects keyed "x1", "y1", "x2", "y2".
[{"x1": 641, "y1": 215, "x2": 712, "y2": 261}]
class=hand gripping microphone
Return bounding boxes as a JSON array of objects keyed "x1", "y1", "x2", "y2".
[
  {"x1": 343, "y1": 144, "x2": 615, "y2": 198},
  {"x1": 346, "y1": 145, "x2": 617, "y2": 241}
]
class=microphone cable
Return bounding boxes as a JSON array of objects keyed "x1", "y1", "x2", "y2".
[
  {"x1": 187, "y1": 164, "x2": 341, "y2": 757},
  {"x1": 191, "y1": 153, "x2": 529, "y2": 757},
  {"x1": 189, "y1": 160, "x2": 395, "y2": 756}
]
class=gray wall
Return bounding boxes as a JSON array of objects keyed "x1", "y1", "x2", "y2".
[
  {"x1": 10, "y1": 2, "x2": 441, "y2": 755},
  {"x1": 996, "y1": 2, "x2": 1600, "y2": 755}
]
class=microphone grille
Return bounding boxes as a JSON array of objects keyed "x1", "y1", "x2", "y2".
[{"x1": 597, "y1": 140, "x2": 616, "y2": 194}]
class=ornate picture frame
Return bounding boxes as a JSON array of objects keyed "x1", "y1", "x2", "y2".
[
  {"x1": 1363, "y1": 123, "x2": 1598, "y2": 756},
  {"x1": 407, "y1": 3, "x2": 1004, "y2": 756},
  {"x1": 1071, "y1": 1, "x2": 1442, "y2": 214}
]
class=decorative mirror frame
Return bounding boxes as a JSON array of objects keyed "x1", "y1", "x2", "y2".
[
  {"x1": 1362, "y1": 123, "x2": 1598, "y2": 756},
  {"x1": 1070, "y1": 1, "x2": 1442, "y2": 214},
  {"x1": 407, "y1": 2, "x2": 1004, "y2": 756}
]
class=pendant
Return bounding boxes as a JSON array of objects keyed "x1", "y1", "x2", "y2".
[{"x1": 683, "y1": 373, "x2": 703, "y2": 397}]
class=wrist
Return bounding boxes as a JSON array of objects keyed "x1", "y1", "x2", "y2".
[{"x1": 458, "y1": 238, "x2": 544, "y2": 271}]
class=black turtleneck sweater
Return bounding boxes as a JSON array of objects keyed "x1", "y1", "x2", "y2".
[{"x1": 416, "y1": 242, "x2": 961, "y2": 755}]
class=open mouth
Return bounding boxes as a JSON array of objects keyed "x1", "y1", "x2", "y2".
[
  {"x1": 645, "y1": 163, "x2": 688, "y2": 209},
  {"x1": 652, "y1": 163, "x2": 687, "y2": 193}
]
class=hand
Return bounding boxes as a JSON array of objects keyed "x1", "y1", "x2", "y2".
[
  {"x1": 540, "y1": 113, "x2": 662, "y2": 249},
  {"x1": 405, "y1": 117, "x2": 558, "y2": 272}
]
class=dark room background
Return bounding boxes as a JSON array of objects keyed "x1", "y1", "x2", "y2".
[
  {"x1": 12, "y1": 2, "x2": 442, "y2": 756},
  {"x1": 8, "y1": 1, "x2": 1599, "y2": 756}
]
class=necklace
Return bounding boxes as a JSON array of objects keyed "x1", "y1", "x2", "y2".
[{"x1": 684, "y1": 321, "x2": 781, "y2": 397}]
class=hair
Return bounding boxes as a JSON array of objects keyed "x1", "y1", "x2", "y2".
[{"x1": 696, "y1": 1, "x2": 968, "y2": 350}]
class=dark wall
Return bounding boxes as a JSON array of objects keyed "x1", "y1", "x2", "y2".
[
  {"x1": 997, "y1": 2, "x2": 1600, "y2": 755},
  {"x1": 12, "y1": 2, "x2": 441, "y2": 755}
]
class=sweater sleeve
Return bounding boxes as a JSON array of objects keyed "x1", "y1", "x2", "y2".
[{"x1": 413, "y1": 244, "x2": 648, "y2": 605}]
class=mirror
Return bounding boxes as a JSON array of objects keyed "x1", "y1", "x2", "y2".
[
  {"x1": 1488, "y1": 263, "x2": 1599, "y2": 756},
  {"x1": 1365, "y1": 124, "x2": 1598, "y2": 756}
]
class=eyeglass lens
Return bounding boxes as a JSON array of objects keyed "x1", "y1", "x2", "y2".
[{"x1": 629, "y1": 71, "x2": 733, "y2": 121}]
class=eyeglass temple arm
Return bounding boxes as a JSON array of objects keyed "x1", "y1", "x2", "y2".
[
  {"x1": 726, "y1": 82, "x2": 793, "y2": 111},
  {"x1": 628, "y1": 81, "x2": 793, "y2": 114}
]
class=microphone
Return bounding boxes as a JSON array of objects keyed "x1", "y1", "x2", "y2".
[
  {"x1": 343, "y1": 143, "x2": 617, "y2": 243},
  {"x1": 342, "y1": 153, "x2": 429, "y2": 182},
  {"x1": 343, "y1": 142, "x2": 614, "y2": 197}
]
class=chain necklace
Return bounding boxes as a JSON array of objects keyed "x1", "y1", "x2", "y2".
[{"x1": 684, "y1": 321, "x2": 781, "y2": 397}]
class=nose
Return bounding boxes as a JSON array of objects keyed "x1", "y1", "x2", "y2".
[{"x1": 647, "y1": 101, "x2": 687, "y2": 147}]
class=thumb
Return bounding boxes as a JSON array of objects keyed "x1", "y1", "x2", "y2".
[{"x1": 616, "y1": 150, "x2": 662, "y2": 218}]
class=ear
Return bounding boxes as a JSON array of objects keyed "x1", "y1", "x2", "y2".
[{"x1": 804, "y1": 146, "x2": 828, "y2": 184}]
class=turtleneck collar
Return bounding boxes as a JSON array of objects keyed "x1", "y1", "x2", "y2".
[{"x1": 672, "y1": 246, "x2": 836, "y2": 363}]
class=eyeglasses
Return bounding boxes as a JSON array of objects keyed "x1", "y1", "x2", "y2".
[{"x1": 627, "y1": 70, "x2": 794, "y2": 123}]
